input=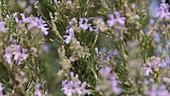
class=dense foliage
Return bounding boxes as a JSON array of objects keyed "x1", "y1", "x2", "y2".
[{"x1": 0, "y1": 0, "x2": 170, "y2": 96}]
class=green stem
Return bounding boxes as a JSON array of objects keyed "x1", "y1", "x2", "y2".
[
  {"x1": 90, "y1": 68, "x2": 98, "y2": 80},
  {"x1": 91, "y1": 32, "x2": 99, "y2": 49}
]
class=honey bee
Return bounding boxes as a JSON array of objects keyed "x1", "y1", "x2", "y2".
[{"x1": 154, "y1": 71, "x2": 160, "y2": 78}]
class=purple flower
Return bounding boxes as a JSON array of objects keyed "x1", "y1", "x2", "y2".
[
  {"x1": 110, "y1": 74, "x2": 121, "y2": 94},
  {"x1": 0, "y1": 82, "x2": 3, "y2": 96},
  {"x1": 147, "y1": 84, "x2": 169, "y2": 96},
  {"x1": 114, "y1": 11, "x2": 126, "y2": 26},
  {"x1": 145, "y1": 67, "x2": 153, "y2": 76},
  {"x1": 157, "y1": 85, "x2": 169, "y2": 96},
  {"x1": 4, "y1": 47, "x2": 12, "y2": 64},
  {"x1": 29, "y1": 17, "x2": 49, "y2": 35},
  {"x1": 69, "y1": 18, "x2": 77, "y2": 25},
  {"x1": 97, "y1": 67, "x2": 122, "y2": 95},
  {"x1": 17, "y1": 48, "x2": 28, "y2": 64},
  {"x1": 158, "y1": 7, "x2": 170, "y2": 20},
  {"x1": 74, "y1": 81, "x2": 91, "y2": 96},
  {"x1": 144, "y1": 63, "x2": 154, "y2": 76},
  {"x1": 4, "y1": 45, "x2": 28, "y2": 64},
  {"x1": 74, "y1": 81, "x2": 82, "y2": 95},
  {"x1": 64, "y1": 27, "x2": 74, "y2": 44},
  {"x1": 15, "y1": 13, "x2": 49, "y2": 35},
  {"x1": 0, "y1": 21, "x2": 8, "y2": 33},
  {"x1": 80, "y1": 82, "x2": 91, "y2": 95},
  {"x1": 13, "y1": 45, "x2": 21, "y2": 61},
  {"x1": 88, "y1": 24, "x2": 98, "y2": 32},
  {"x1": 20, "y1": 13, "x2": 30, "y2": 23},
  {"x1": 61, "y1": 80, "x2": 75, "y2": 96},
  {"x1": 61, "y1": 72, "x2": 91, "y2": 96},
  {"x1": 79, "y1": 18, "x2": 89, "y2": 30},
  {"x1": 10, "y1": 36, "x2": 18, "y2": 44},
  {"x1": 107, "y1": 11, "x2": 126, "y2": 27},
  {"x1": 155, "y1": 1, "x2": 170, "y2": 20},
  {"x1": 79, "y1": 17, "x2": 98, "y2": 32},
  {"x1": 148, "y1": 84, "x2": 157, "y2": 96},
  {"x1": 107, "y1": 14, "x2": 115, "y2": 27},
  {"x1": 35, "y1": 84, "x2": 42, "y2": 96},
  {"x1": 21, "y1": 48, "x2": 28, "y2": 60},
  {"x1": 107, "y1": 50, "x2": 119, "y2": 60},
  {"x1": 54, "y1": 0, "x2": 60, "y2": 5},
  {"x1": 99, "y1": 66, "x2": 112, "y2": 78},
  {"x1": 39, "y1": 23, "x2": 49, "y2": 35},
  {"x1": 160, "y1": 0, "x2": 170, "y2": 10},
  {"x1": 15, "y1": 15, "x2": 19, "y2": 23},
  {"x1": 131, "y1": 3, "x2": 136, "y2": 9}
]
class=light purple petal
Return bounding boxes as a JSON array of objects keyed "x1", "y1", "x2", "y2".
[
  {"x1": 0, "y1": 83, "x2": 3, "y2": 96},
  {"x1": 0, "y1": 21, "x2": 8, "y2": 33},
  {"x1": 64, "y1": 28, "x2": 74, "y2": 44},
  {"x1": 4, "y1": 47, "x2": 12, "y2": 64},
  {"x1": 13, "y1": 45, "x2": 21, "y2": 60},
  {"x1": 107, "y1": 14, "x2": 115, "y2": 27},
  {"x1": 79, "y1": 18, "x2": 89, "y2": 30}
]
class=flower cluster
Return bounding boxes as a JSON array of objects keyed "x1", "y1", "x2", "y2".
[
  {"x1": 64, "y1": 17, "x2": 100, "y2": 45},
  {"x1": 107, "y1": 11, "x2": 126, "y2": 28},
  {"x1": 79, "y1": 18, "x2": 98, "y2": 32},
  {"x1": 4, "y1": 45, "x2": 28, "y2": 64},
  {"x1": 96, "y1": 66, "x2": 121, "y2": 95},
  {"x1": 61, "y1": 72, "x2": 91, "y2": 96},
  {"x1": 15, "y1": 13, "x2": 49, "y2": 35},
  {"x1": 143, "y1": 55, "x2": 169, "y2": 76},
  {"x1": 155, "y1": 0, "x2": 170, "y2": 20},
  {"x1": 1, "y1": 0, "x2": 170, "y2": 95},
  {"x1": 146, "y1": 84, "x2": 170, "y2": 96}
]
